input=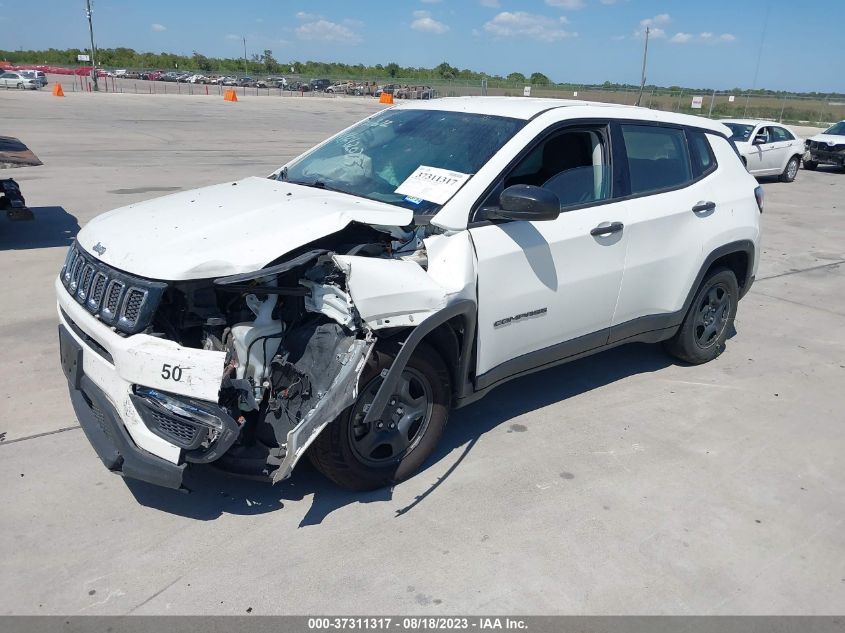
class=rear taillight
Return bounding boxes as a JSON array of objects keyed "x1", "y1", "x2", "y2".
[{"x1": 754, "y1": 185, "x2": 764, "y2": 214}]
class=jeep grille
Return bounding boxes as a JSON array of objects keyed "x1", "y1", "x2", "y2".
[{"x1": 60, "y1": 241, "x2": 167, "y2": 335}]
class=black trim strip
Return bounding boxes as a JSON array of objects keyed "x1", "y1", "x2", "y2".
[{"x1": 60, "y1": 308, "x2": 114, "y2": 364}]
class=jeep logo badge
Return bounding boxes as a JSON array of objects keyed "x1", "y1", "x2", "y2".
[{"x1": 92, "y1": 242, "x2": 107, "y2": 256}]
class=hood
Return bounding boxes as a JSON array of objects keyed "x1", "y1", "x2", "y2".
[
  {"x1": 808, "y1": 133, "x2": 845, "y2": 145},
  {"x1": 77, "y1": 177, "x2": 413, "y2": 280}
]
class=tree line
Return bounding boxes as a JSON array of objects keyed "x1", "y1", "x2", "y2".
[{"x1": 0, "y1": 47, "x2": 839, "y2": 97}]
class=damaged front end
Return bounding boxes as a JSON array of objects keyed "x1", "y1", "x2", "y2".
[{"x1": 140, "y1": 222, "x2": 465, "y2": 485}]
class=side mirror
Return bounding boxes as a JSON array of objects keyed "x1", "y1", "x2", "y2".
[
  {"x1": 483, "y1": 185, "x2": 561, "y2": 222},
  {"x1": 753, "y1": 135, "x2": 768, "y2": 145}
]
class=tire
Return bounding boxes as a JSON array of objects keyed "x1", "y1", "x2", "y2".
[
  {"x1": 780, "y1": 155, "x2": 800, "y2": 182},
  {"x1": 663, "y1": 267, "x2": 739, "y2": 365},
  {"x1": 17, "y1": 83, "x2": 24, "y2": 90},
  {"x1": 803, "y1": 159, "x2": 818, "y2": 171},
  {"x1": 309, "y1": 343, "x2": 451, "y2": 491}
]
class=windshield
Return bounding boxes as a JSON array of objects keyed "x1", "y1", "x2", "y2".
[
  {"x1": 724, "y1": 123, "x2": 756, "y2": 142},
  {"x1": 282, "y1": 108, "x2": 526, "y2": 214},
  {"x1": 823, "y1": 121, "x2": 845, "y2": 136}
]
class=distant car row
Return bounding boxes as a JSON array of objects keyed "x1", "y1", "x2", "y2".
[{"x1": 723, "y1": 118, "x2": 845, "y2": 181}]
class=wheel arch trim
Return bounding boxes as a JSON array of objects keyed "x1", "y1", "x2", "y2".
[
  {"x1": 686, "y1": 240, "x2": 756, "y2": 309},
  {"x1": 362, "y1": 299, "x2": 477, "y2": 426}
]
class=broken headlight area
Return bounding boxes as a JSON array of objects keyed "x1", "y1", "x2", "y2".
[
  {"x1": 131, "y1": 386, "x2": 240, "y2": 464},
  {"x1": 141, "y1": 223, "x2": 429, "y2": 481}
]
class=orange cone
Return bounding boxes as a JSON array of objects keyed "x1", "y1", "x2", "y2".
[
  {"x1": 379, "y1": 92, "x2": 394, "y2": 104},
  {"x1": 52, "y1": 83, "x2": 65, "y2": 97},
  {"x1": 224, "y1": 89, "x2": 238, "y2": 102}
]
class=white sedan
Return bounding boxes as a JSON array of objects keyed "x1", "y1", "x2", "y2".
[
  {"x1": 0, "y1": 71, "x2": 40, "y2": 90},
  {"x1": 722, "y1": 119, "x2": 805, "y2": 182}
]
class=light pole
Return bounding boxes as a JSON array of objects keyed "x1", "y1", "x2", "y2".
[
  {"x1": 85, "y1": 0, "x2": 99, "y2": 91},
  {"x1": 242, "y1": 36, "x2": 248, "y2": 76},
  {"x1": 635, "y1": 27, "x2": 649, "y2": 107}
]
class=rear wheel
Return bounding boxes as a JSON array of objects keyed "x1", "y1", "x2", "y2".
[
  {"x1": 803, "y1": 159, "x2": 818, "y2": 171},
  {"x1": 780, "y1": 156, "x2": 800, "y2": 182},
  {"x1": 664, "y1": 268, "x2": 739, "y2": 365},
  {"x1": 309, "y1": 343, "x2": 450, "y2": 491}
]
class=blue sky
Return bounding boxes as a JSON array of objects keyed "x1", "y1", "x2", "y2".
[{"x1": 1, "y1": 0, "x2": 842, "y2": 92}]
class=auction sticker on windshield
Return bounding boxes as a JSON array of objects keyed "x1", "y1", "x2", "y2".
[{"x1": 395, "y1": 165, "x2": 471, "y2": 205}]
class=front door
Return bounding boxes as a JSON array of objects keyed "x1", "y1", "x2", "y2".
[{"x1": 470, "y1": 124, "x2": 627, "y2": 385}]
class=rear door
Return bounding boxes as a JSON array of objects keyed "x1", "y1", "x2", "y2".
[
  {"x1": 768, "y1": 126, "x2": 797, "y2": 171},
  {"x1": 610, "y1": 124, "x2": 717, "y2": 339}
]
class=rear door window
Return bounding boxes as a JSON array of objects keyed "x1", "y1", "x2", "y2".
[
  {"x1": 621, "y1": 125, "x2": 693, "y2": 195},
  {"x1": 771, "y1": 126, "x2": 793, "y2": 142}
]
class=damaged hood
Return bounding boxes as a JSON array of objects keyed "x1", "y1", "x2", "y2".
[
  {"x1": 808, "y1": 133, "x2": 845, "y2": 145},
  {"x1": 77, "y1": 177, "x2": 413, "y2": 280}
]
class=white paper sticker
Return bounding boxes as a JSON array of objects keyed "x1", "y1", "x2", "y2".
[{"x1": 395, "y1": 166, "x2": 471, "y2": 206}]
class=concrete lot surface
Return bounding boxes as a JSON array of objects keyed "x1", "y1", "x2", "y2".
[{"x1": 0, "y1": 91, "x2": 843, "y2": 615}]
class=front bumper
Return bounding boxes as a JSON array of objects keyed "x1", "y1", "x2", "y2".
[
  {"x1": 808, "y1": 150, "x2": 845, "y2": 166},
  {"x1": 61, "y1": 325, "x2": 187, "y2": 489}
]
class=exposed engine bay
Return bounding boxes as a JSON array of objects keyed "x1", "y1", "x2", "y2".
[{"x1": 145, "y1": 222, "x2": 445, "y2": 482}]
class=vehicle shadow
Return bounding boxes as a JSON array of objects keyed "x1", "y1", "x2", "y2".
[
  {"x1": 0, "y1": 206, "x2": 80, "y2": 250},
  {"x1": 126, "y1": 342, "x2": 678, "y2": 526}
]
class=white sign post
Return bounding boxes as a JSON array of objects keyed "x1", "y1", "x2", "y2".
[
  {"x1": 523, "y1": 86, "x2": 531, "y2": 97},
  {"x1": 691, "y1": 96, "x2": 704, "y2": 109},
  {"x1": 728, "y1": 95, "x2": 736, "y2": 103},
  {"x1": 77, "y1": 54, "x2": 90, "y2": 62}
]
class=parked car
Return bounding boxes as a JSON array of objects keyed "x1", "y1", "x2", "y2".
[
  {"x1": 139, "y1": 71, "x2": 161, "y2": 81},
  {"x1": 326, "y1": 81, "x2": 355, "y2": 94},
  {"x1": 220, "y1": 76, "x2": 239, "y2": 86},
  {"x1": 0, "y1": 72, "x2": 39, "y2": 90},
  {"x1": 18, "y1": 70, "x2": 48, "y2": 87},
  {"x1": 803, "y1": 120, "x2": 845, "y2": 171},
  {"x1": 57, "y1": 97, "x2": 761, "y2": 494},
  {"x1": 722, "y1": 119, "x2": 805, "y2": 182},
  {"x1": 374, "y1": 84, "x2": 399, "y2": 97},
  {"x1": 310, "y1": 78, "x2": 332, "y2": 92}
]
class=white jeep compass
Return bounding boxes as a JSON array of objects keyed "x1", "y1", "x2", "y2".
[{"x1": 57, "y1": 98, "x2": 763, "y2": 492}]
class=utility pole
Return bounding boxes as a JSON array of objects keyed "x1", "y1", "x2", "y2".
[
  {"x1": 635, "y1": 27, "x2": 649, "y2": 107},
  {"x1": 242, "y1": 36, "x2": 248, "y2": 76},
  {"x1": 85, "y1": 0, "x2": 98, "y2": 91}
]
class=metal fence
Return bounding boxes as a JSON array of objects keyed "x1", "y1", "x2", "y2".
[
  {"x1": 429, "y1": 80, "x2": 845, "y2": 126},
  {"x1": 53, "y1": 73, "x2": 845, "y2": 127}
]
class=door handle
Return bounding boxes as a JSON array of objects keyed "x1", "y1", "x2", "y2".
[
  {"x1": 590, "y1": 221, "x2": 624, "y2": 236},
  {"x1": 692, "y1": 201, "x2": 716, "y2": 213}
]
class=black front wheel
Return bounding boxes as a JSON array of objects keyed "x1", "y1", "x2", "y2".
[
  {"x1": 309, "y1": 343, "x2": 451, "y2": 491},
  {"x1": 664, "y1": 268, "x2": 739, "y2": 365}
]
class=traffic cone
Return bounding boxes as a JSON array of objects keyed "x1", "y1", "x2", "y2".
[
  {"x1": 52, "y1": 83, "x2": 65, "y2": 97},
  {"x1": 224, "y1": 89, "x2": 238, "y2": 102},
  {"x1": 379, "y1": 92, "x2": 394, "y2": 104}
]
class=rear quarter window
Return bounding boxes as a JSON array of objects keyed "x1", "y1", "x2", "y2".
[
  {"x1": 687, "y1": 130, "x2": 718, "y2": 178},
  {"x1": 621, "y1": 125, "x2": 693, "y2": 195}
]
